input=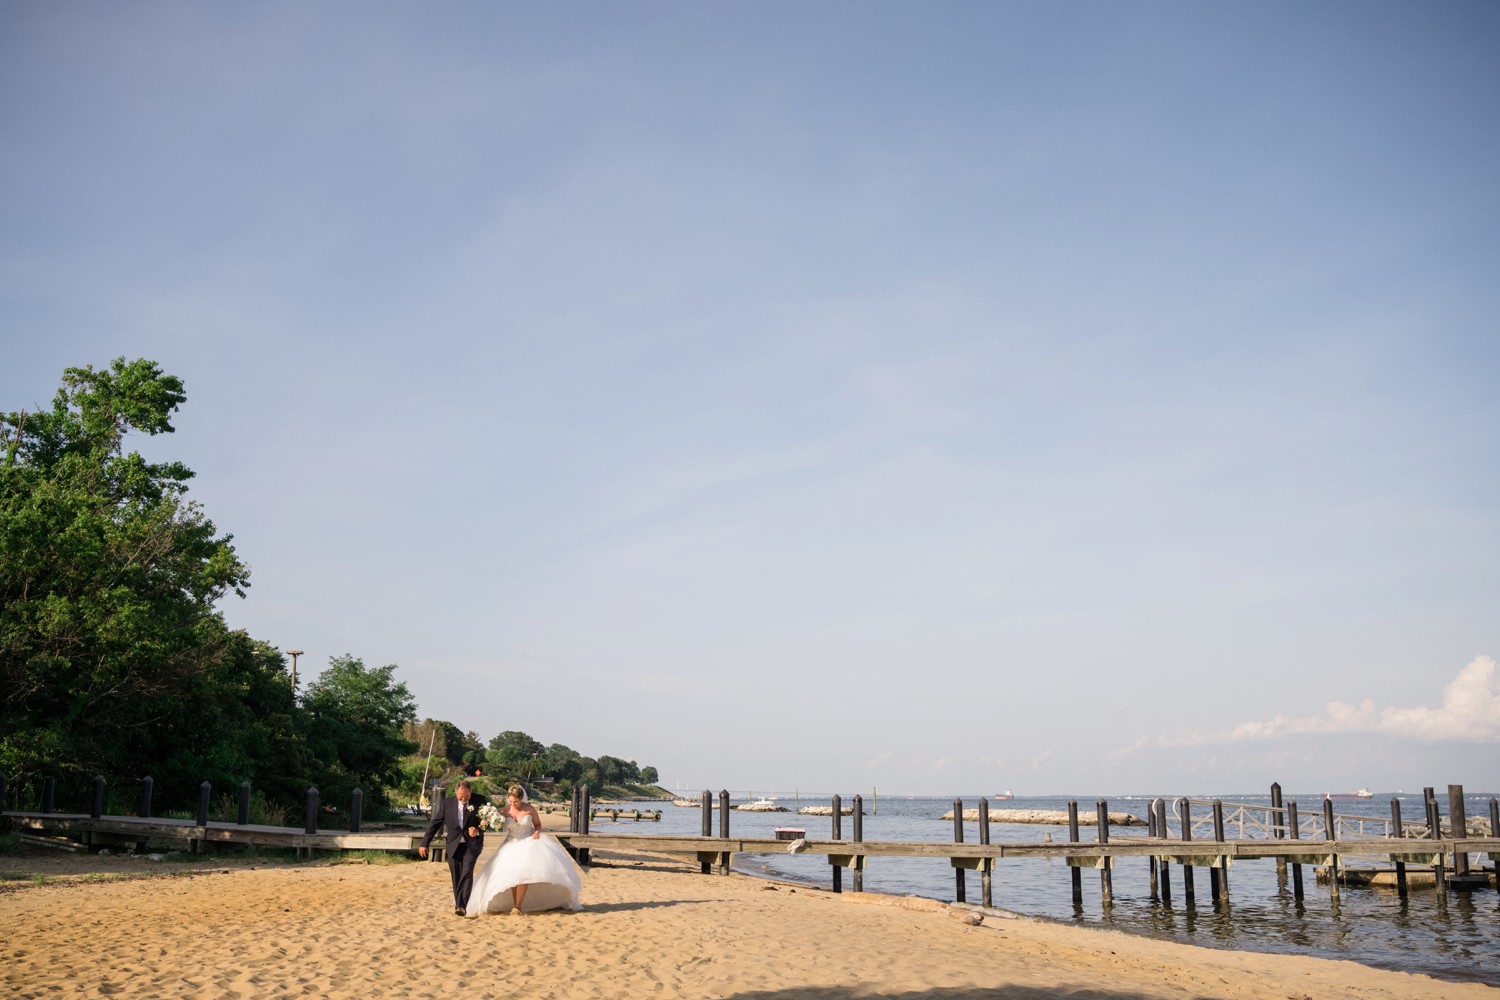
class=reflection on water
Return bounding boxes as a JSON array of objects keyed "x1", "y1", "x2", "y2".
[{"x1": 624, "y1": 792, "x2": 1498, "y2": 985}]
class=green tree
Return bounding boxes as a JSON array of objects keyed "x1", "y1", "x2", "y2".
[
  {"x1": 485, "y1": 730, "x2": 544, "y2": 772},
  {"x1": 1, "y1": 358, "x2": 252, "y2": 806},
  {"x1": 301, "y1": 655, "x2": 417, "y2": 812},
  {"x1": 640, "y1": 765, "x2": 658, "y2": 785}
]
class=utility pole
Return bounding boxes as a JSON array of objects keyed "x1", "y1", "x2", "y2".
[{"x1": 285, "y1": 648, "x2": 304, "y2": 688}]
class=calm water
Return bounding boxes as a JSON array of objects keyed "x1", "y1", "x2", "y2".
[{"x1": 603, "y1": 792, "x2": 1498, "y2": 986}]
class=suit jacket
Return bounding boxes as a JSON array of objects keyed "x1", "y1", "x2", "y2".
[{"x1": 422, "y1": 797, "x2": 485, "y2": 853}]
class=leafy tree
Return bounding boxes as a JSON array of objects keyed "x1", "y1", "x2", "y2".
[
  {"x1": 485, "y1": 730, "x2": 544, "y2": 772},
  {"x1": 0, "y1": 358, "x2": 251, "y2": 805},
  {"x1": 640, "y1": 765, "x2": 658, "y2": 785},
  {"x1": 301, "y1": 655, "x2": 417, "y2": 812},
  {"x1": 542, "y1": 743, "x2": 583, "y2": 784}
]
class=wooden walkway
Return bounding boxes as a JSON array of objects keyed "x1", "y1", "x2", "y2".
[{"x1": 4, "y1": 811, "x2": 421, "y2": 859}]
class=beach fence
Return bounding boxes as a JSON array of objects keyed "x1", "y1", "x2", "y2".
[
  {"x1": 553, "y1": 782, "x2": 1500, "y2": 912},
  {"x1": 0, "y1": 771, "x2": 419, "y2": 859}
]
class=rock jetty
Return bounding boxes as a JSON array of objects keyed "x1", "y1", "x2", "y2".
[
  {"x1": 797, "y1": 806, "x2": 859, "y2": 816},
  {"x1": 941, "y1": 808, "x2": 1146, "y2": 826}
]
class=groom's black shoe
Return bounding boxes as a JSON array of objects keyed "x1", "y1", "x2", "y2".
[{"x1": 454, "y1": 907, "x2": 465, "y2": 916}]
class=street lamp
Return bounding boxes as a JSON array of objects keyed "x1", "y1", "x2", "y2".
[{"x1": 285, "y1": 649, "x2": 304, "y2": 688}]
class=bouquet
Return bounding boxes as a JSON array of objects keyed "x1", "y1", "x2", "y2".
[{"x1": 478, "y1": 802, "x2": 505, "y2": 831}]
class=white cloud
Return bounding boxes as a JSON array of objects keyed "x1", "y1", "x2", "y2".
[
  {"x1": 1114, "y1": 656, "x2": 1500, "y2": 756},
  {"x1": 865, "y1": 751, "x2": 892, "y2": 768}
]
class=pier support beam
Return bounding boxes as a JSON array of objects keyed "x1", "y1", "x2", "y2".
[
  {"x1": 1287, "y1": 799, "x2": 1304, "y2": 900},
  {"x1": 1390, "y1": 798, "x2": 1408, "y2": 898}
]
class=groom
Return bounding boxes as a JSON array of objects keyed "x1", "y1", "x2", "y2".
[{"x1": 419, "y1": 780, "x2": 485, "y2": 915}]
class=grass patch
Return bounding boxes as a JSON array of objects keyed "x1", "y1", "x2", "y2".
[
  {"x1": 339, "y1": 849, "x2": 417, "y2": 866},
  {"x1": 0, "y1": 831, "x2": 24, "y2": 856}
]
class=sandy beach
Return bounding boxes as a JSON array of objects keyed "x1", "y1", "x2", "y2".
[{"x1": 2, "y1": 822, "x2": 1490, "y2": 1000}]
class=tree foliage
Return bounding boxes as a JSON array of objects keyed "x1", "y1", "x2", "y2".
[
  {"x1": 1, "y1": 358, "x2": 253, "y2": 803},
  {"x1": 2, "y1": 357, "x2": 666, "y2": 817},
  {"x1": 301, "y1": 655, "x2": 417, "y2": 811}
]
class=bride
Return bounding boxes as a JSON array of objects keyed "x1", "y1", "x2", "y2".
[{"x1": 466, "y1": 784, "x2": 582, "y2": 915}]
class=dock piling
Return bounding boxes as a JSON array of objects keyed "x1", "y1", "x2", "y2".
[
  {"x1": 1179, "y1": 798, "x2": 1196, "y2": 908},
  {"x1": 1270, "y1": 782, "x2": 1286, "y2": 888},
  {"x1": 977, "y1": 796, "x2": 991, "y2": 908},
  {"x1": 852, "y1": 794, "x2": 865, "y2": 894},
  {"x1": 1096, "y1": 800, "x2": 1112, "y2": 906},
  {"x1": 1424, "y1": 788, "x2": 1447, "y2": 897},
  {"x1": 1154, "y1": 798, "x2": 1172, "y2": 904},
  {"x1": 1447, "y1": 785, "x2": 1469, "y2": 878},
  {"x1": 1067, "y1": 801, "x2": 1082, "y2": 905},
  {"x1": 1322, "y1": 798, "x2": 1340, "y2": 901},
  {"x1": 91, "y1": 775, "x2": 105, "y2": 820},
  {"x1": 1389, "y1": 798, "x2": 1408, "y2": 898},
  {"x1": 951, "y1": 798, "x2": 966, "y2": 904},
  {"x1": 832, "y1": 794, "x2": 843, "y2": 894},
  {"x1": 1287, "y1": 799, "x2": 1304, "y2": 899},
  {"x1": 1212, "y1": 799, "x2": 1229, "y2": 903}
]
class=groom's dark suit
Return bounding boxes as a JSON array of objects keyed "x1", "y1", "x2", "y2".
[{"x1": 422, "y1": 795, "x2": 485, "y2": 912}]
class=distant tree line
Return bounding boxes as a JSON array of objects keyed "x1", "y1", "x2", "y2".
[
  {"x1": 0, "y1": 358, "x2": 656, "y2": 821},
  {"x1": 394, "y1": 723, "x2": 659, "y2": 805}
]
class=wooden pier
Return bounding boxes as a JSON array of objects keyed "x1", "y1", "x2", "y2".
[{"x1": 5, "y1": 777, "x2": 1496, "y2": 914}]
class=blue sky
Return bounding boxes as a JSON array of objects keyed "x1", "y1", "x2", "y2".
[{"x1": 3, "y1": 2, "x2": 1497, "y2": 796}]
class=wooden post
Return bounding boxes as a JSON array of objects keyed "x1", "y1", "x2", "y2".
[
  {"x1": 1270, "y1": 782, "x2": 1287, "y2": 887},
  {"x1": 1390, "y1": 798, "x2": 1408, "y2": 899},
  {"x1": 1447, "y1": 785, "x2": 1469, "y2": 877},
  {"x1": 852, "y1": 794, "x2": 865, "y2": 894},
  {"x1": 138, "y1": 775, "x2": 153, "y2": 819},
  {"x1": 1212, "y1": 799, "x2": 1229, "y2": 902},
  {"x1": 1154, "y1": 798, "x2": 1171, "y2": 904},
  {"x1": 1179, "y1": 798, "x2": 1196, "y2": 908},
  {"x1": 42, "y1": 777, "x2": 55, "y2": 813},
  {"x1": 952, "y1": 798, "x2": 966, "y2": 904},
  {"x1": 238, "y1": 781, "x2": 251, "y2": 825},
  {"x1": 700, "y1": 790, "x2": 712, "y2": 874},
  {"x1": 1322, "y1": 797, "x2": 1340, "y2": 901},
  {"x1": 304, "y1": 787, "x2": 319, "y2": 835},
  {"x1": 1096, "y1": 800, "x2": 1112, "y2": 906},
  {"x1": 350, "y1": 787, "x2": 362, "y2": 833},
  {"x1": 977, "y1": 796, "x2": 991, "y2": 908},
  {"x1": 0, "y1": 772, "x2": 6, "y2": 811},
  {"x1": 91, "y1": 776, "x2": 105, "y2": 820},
  {"x1": 1424, "y1": 787, "x2": 1446, "y2": 895},
  {"x1": 1067, "y1": 801, "x2": 1082, "y2": 905},
  {"x1": 718, "y1": 789, "x2": 730, "y2": 875},
  {"x1": 579, "y1": 784, "x2": 592, "y2": 866},
  {"x1": 1147, "y1": 801, "x2": 1159, "y2": 898},
  {"x1": 197, "y1": 780, "x2": 212, "y2": 826},
  {"x1": 832, "y1": 794, "x2": 843, "y2": 894},
  {"x1": 1287, "y1": 799, "x2": 1304, "y2": 900}
]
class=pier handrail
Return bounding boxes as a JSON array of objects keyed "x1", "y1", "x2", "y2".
[{"x1": 1170, "y1": 797, "x2": 1401, "y2": 841}]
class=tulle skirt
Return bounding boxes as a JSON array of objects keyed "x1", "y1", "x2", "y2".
[{"x1": 466, "y1": 833, "x2": 582, "y2": 914}]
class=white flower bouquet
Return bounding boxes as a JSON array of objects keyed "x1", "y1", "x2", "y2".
[{"x1": 478, "y1": 802, "x2": 505, "y2": 831}]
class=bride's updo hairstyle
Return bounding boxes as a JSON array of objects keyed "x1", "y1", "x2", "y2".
[{"x1": 506, "y1": 784, "x2": 527, "y2": 802}]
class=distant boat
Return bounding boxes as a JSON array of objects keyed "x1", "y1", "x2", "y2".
[
  {"x1": 994, "y1": 790, "x2": 1015, "y2": 801},
  {"x1": 1325, "y1": 788, "x2": 1374, "y2": 800}
]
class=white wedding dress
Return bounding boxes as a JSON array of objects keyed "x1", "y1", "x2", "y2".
[{"x1": 465, "y1": 812, "x2": 582, "y2": 914}]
